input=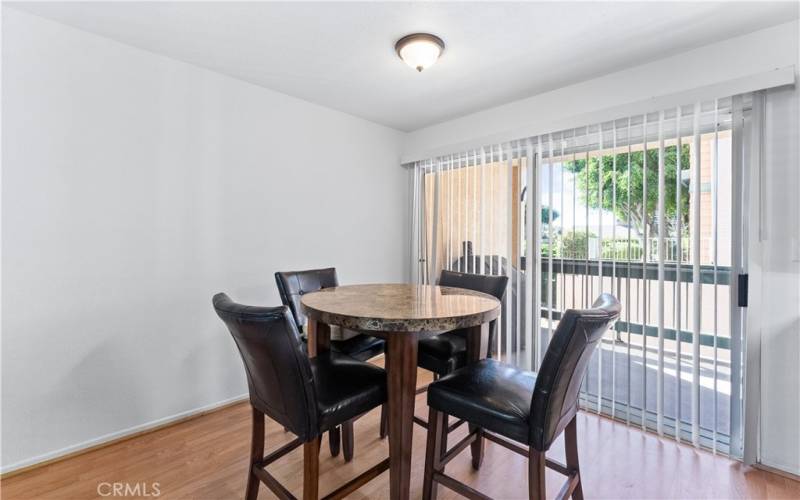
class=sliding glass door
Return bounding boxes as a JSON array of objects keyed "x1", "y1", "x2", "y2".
[{"x1": 409, "y1": 96, "x2": 749, "y2": 457}]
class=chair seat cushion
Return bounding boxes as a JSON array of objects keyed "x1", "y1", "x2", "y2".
[
  {"x1": 417, "y1": 330, "x2": 467, "y2": 375},
  {"x1": 331, "y1": 334, "x2": 385, "y2": 362},
  {"x1": 311, "y1": 353, "x2": 386, "y2": 432},
  {"x1": 427, "y1": 359, "x2": 536, "y2": 445}
]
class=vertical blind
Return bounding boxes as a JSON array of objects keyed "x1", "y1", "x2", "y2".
[{"x1": 408, "y1": 95, "x2": 749, "y2": 457}]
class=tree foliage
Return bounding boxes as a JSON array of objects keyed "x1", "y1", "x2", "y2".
[{"x1": 562, "y1": 145, "x2": 691, "y2": 238}]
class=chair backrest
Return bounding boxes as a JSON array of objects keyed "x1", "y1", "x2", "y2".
[
  {"x1": 439, "y1": 269, "x2": 509, "y2": 355},
  {"x1": 275, "y1": 268, "x2": 338, "y2": 332},
  {"x1": 439, "y1": 269, "x2": 508, "y2": 301},
  {"x1": 213, "y1": 293, "x2": 318, "y2": 441},
  {"x1": 529, "y1": 293, "x2": 620, "y2": 451}
]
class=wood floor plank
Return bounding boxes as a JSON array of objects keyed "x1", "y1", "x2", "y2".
[{"x1": 2, "y1": 367, "x2": 797, "y2": 499}]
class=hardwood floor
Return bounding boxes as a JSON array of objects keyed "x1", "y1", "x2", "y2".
[{"x1": 2, "y1": 367, "x2": 798, "y2": 499}]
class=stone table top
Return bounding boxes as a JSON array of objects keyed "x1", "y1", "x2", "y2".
[{"x1": 300, "y1": 283, "x2": 501, "y2": 334}]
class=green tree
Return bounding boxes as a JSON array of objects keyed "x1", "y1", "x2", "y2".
[
  {"x1": 541, "y1": 206, "x2": 560, "y2": 225},
  {"x1": 562, "y1": 145, "x2": 690, "y2": 239}
]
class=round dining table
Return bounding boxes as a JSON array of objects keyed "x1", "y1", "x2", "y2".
[{"x1": 301, "y1": 283, "x2": 501, "y2": 500}]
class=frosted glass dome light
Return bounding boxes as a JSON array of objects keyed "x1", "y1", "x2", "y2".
[{"x1": 395, "y1": 33, "x2": 445, "y2": 72}]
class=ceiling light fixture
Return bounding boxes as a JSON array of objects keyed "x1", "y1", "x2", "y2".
[{"x1": 395, "y1": 33, "x2": 444, "y2": 72}]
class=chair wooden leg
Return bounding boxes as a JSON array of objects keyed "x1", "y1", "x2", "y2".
[
  {"x1": 565, "y1": 416, "x2": 583, "y2": 500},
  {"x1": 439, "y1": 414, "x2": 448, "y2": 459},
  {"x1": 246, "y1": 407, "x2": 265, "y2": 500},
  {"x1": 303, "y1": 437, "x2": 320, "y2": 500},
  {"x1": 380, "y1": 404, "x2": 388, "y2": 439},
  {"x1": 342, "y1": 420, "x2": 355, "y2": 462},
  {"x1": 469, "y1": 424, "x2": 484, "y2": 470},
  {"x1": 423, "y1": 407, "x2": 445, "y2": 500},
  {"x1": 328, "y1": 426, "x2": 341, "y2": 457},
  {"x1": 438, "y1": 369, "x2": 449, "y2": 457},
  {"x1": 465, "y1": 322, "x2": 489, "y2": 471},
  {"x1": 528, "y1": 448, "x2": 546, "y2": 500}
]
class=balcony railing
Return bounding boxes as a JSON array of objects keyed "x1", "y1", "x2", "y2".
[
  {"x1": 538, "y1": 258, "x2": 732, "y2": 349},
  {"x1": 451, "y1": 253, "x2": 731, "y2": 351}
]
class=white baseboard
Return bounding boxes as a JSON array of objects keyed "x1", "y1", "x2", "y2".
[
  {"x1": 756, "y1": 460, "x2": 800, "y2": 481},
  {"x1": 0, "y1": 393, "x2": 249, "y2": 475}
]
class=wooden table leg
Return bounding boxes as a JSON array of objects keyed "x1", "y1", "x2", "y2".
[
  {"x1": 465, "y1": 322, "x2": 489, "y2": 362},
  {"x1": 386, "y1": 333, "x2": 418, "y2": 500},
  {"x1": 465, "y1": 322, "x2": 490, "y2": 470},
  {"x1": 306, "y1": 319, "x2": 330, "y2": 358}
]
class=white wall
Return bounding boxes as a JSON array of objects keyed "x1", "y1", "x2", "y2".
[
  {"x1": 1, "y1": 8, "x2": 406, "y2": 471},
  {"x1": 401, "y1": 19, "x2": 800, "y2": 476},
  {"x1": 402, "y1": 20, "x2": 800, "y2": 162}
]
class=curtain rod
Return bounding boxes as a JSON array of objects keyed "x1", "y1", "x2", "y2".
[
  {"x1": 406, "y1": 113, "x2": 738, "y2": 167},
  {"x1": 401, "y1": 66, "x2": 795, "y2": 166}
]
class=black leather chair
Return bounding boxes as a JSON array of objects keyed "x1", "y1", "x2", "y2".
[
  {"x1": 418, "y1": 270, "x2": 508, "y2": 377},
  {"x1": 415, "y1": 270, "x2": 508, "y2": 447},
  {"x1": 275, "y1": 268, "x2": 386, "y2": 460},
  {"x1": 275, "y1": 268, "x2": 385, "y2": 360},
  {"x1": 213, "y1": 293, "x2": 389, "y2": 500},
  {"x1": 422, "y1": 294, "x2": 620, "y2": 500}
]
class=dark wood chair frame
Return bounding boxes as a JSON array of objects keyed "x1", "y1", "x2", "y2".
[
  {"x1": 422, "y1": 406, "x2": 583, "y2": 500},
  {"x1": 247, "y1": 407, "x2": 389, "y2": 500}
]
